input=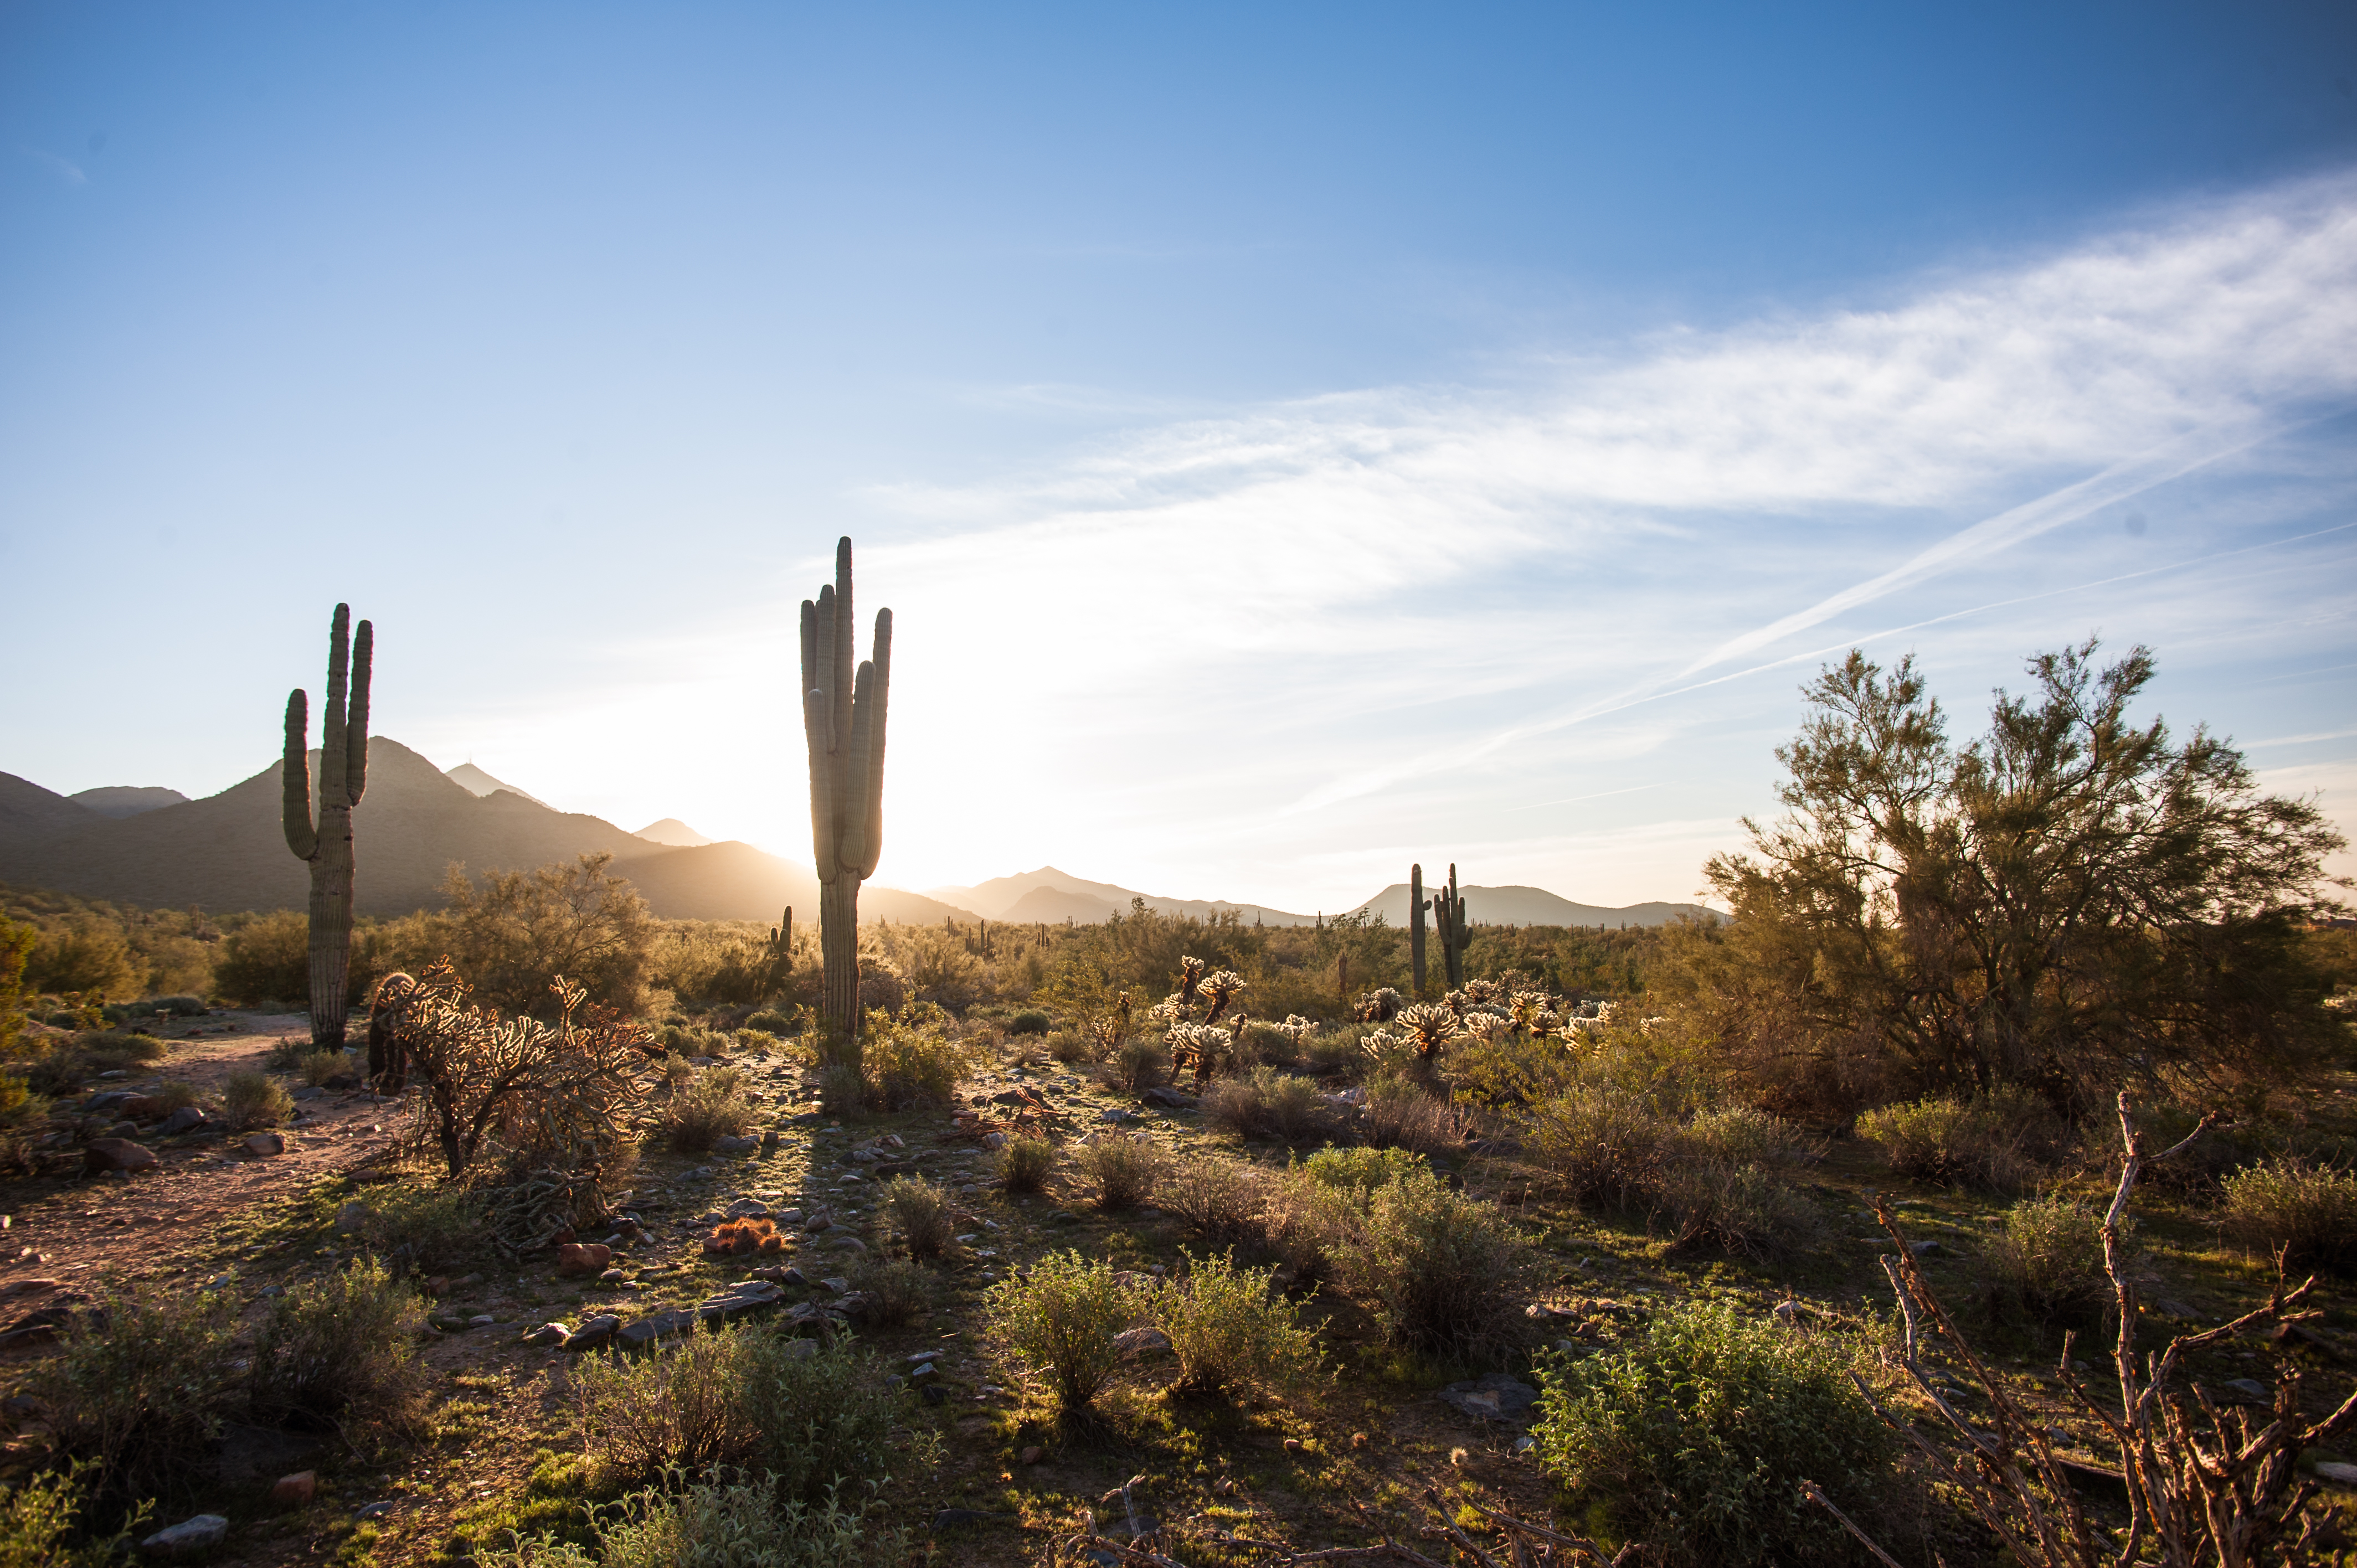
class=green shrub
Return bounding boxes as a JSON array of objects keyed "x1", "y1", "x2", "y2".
[
  {"x1": 1154, "y1": 1251, "x2": 1322, "y2": 1395},
  {"x1": 354, "y1": 1183, "x2": 488, "y2": 1277},
  {"x1": 1531, "y1": 1297, "x2": 1901, "y2": 1566},
  {"x1": 1046, "y1": 1029, "x2": 1098, "y2": 1065},
  {"x1": 1203, "y1": 1065, "x2": 1327, "y2": 1142},
  {"x1": 574, "y1": 1319, "x2": 755, "y2": 1483},
  {"x1": 1681, "y1": 1103, "x2": 1815, "y2": 1167},
  {"x1": 144, "y1": 1080, "x2": 200, "y2": 1113},
  {"x1": 2221, "y1": 1158, "x2": 2357, "y2": 1271},
  {"x1": 1162, "y1": 1153, "x2": 1262, "y2": 1246},
  {"x1": 0, "y1": 1462, "x2": 149, "y2": 1568},
  {"x1": 1358, "y1": 1074, "x2": 1465, "y2": 1153},
  {"x1": 1518, "y1": 1082, "x2": 1675, "y2": 1205},
  {"x1": 210, "y1": 910, "x2": 315, "y2": 1007},
  {"x1": 860, "y1": 1012, "x2": 971, "y2": 1110},
  {"x1": 475, "y1": 1477, "x2": 892, "y2": 1568},
  {"x1": 1855, "y1": 1087, "x2": 2058, "y2": 1193},
  {"x1": 1335, "y1": 1170, "x2": 1530, "y2": 1366},
  {"x1": 995, "y1": 1135, "x2": 1056, "y2": 1193},
  {"x1": 876, "y1": 1177, "x2": 953, "y2": 1261},
  {"x1": 1298, "y1": 1144, "x2": 1426, "y2": 1206},
  {"x1": 1078, "y1": 1133, "x2": 1163, "y2": 1209},
  {"x1": 734, "y1": 1331, "x2": 905, "y2": 1511},
  {"x1": 1106, "y1": 1035, "x2": 1166, "y2": 1091},
  {"x1": 744, "y1": 1008, "x2": 798, "y2": 1035},
  {"x1": 251, "y1": 1256, "x2": 429, "y2": 1440},
  {"x1": 665, "y1": 1067, "x2": 755, "y2": 1153},
  {"x1": 220, "y1": 1068, "x2": 294, "y2": 1129},
  {"x1": 984, "y1": 1250, "x2": 1143, "y2": 1411},
  {"x1": 1656, "y1": 1162, "x2": 1828, "y2": 1259},
  {"x1": 816, "y1": 1064, "x2": 862, "y2": 1115},
  {"x1": 28, "y1": 1282, "x2": 243, "y2": 1502},
  {"x1": 297, "y1": 1050, "x2": 347, "y2": 1087},
  {"x1": 1007, "y1": 1010, "x2": 1051, "y2": 1036},
  {"x1": 1989, "y1": 1196, "x2": 2117, "y2": 1324},
  {"x1": 849, "y1": 1258, "x2": 929, "y2": 1328}
]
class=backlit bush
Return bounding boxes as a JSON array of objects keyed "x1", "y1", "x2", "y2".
[
  {"x1": 2221, "y1": 1157, "x2": 2357, "y2": 1271},
  {"x1": 1153, "y1": 1251, "x2": 1322, "y2": 1395},
  {"x1": 29, "y1": 1281, "x2": 243, "y2": 1502},
  {"x1": 251, "y1": 1256, "x2": 429, "y2": 1442},
  {"x1": 664, "y1": 1066, "x2": 754, "y2": 1153},
  {"x1": 877, "y1": 1175, "x2": 954, "y2": 1260},
  {"x1": 983, "y1": 1250, "x2": 1144, "y2": 1412},
  {"x1": 859, "y1": 1010, "x2": 972, "y2": 1110},
  {"x1": 1855, "y1": 1087, "x2": 2059, "y2": 1193},
  {"x1": 1162, "y1": 1152, "x2": 1263, "y2": 1246},
  {"x1": 1335, "y1": 1168, "x2": 1530, "y2": 1366},
  {"x1": 1203, "y1": 1065, "x2": 1326, "y2": 1142},
  {"x1": 1079, "y1": 1133, "x2": 1163, "y2": 1209},
  {"x1": 1989, "y1": 1195, "x2": 2117, "y2": 1324},
  {"x1": 221, "y1": 1068, "x2": 294, "y2": 1129}
]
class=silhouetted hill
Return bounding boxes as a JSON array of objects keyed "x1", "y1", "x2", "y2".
[
  {"x1": 1347, "y1": 883, "x2": 1720, "y2": 928},
  {"x1": 0, "y1": 740, "x2": 964, "y2": 924},
  {"x1": 1001, "y1": 883, "x2": 1123, "y2": 923},
  {"x1": 635, "y1": 818, "x2": 713, "y2": 848},
  {"x1": 0, "y1": 773, "x2": 101, "y2": 848},
  {"x1": 928, "y1": 865, "x2": 1316, "y2": 926},
  {"x1": 69, "y1": 786, "x2": 191, "y2": 818},
  {"x1": 445, "y1": 762, "x2": 547, "y2": 806}
]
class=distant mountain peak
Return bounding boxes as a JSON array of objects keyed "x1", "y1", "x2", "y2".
[
  {"x1": 635, "y1": 818, "x2": 713, "y2": 848},
  {"x1": 68, "y1": 785, "x2": 190, "y2": 819},
  {"x1": 445, "y1": 762, "x2": 547, "y2": 807}
]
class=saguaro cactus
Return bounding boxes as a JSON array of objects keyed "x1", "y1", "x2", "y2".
[
  {"x1": 1410, "y1": 862, "x2": 1429, "y2": 996},
  {"x1": 1431, "y1": 862, "x2": 1472, "y2": 990},
  {"x1": 281, "y1": 604, "x2": 373, "y2": 1048},
  {"x1": 798, "y1": 537, "x2": 892, "y2": 1058}
]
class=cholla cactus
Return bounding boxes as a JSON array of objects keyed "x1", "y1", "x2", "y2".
[
  {"x1": 1462, "y1": 976, "x2": 1505, "y2": 1007},
  {"x1": 1167, "y1": 1020, "x2": 1228, "y2": 1084},
  {"x1": 1271, "y1": 1014, "x2": 1320, "y2": 1044},
  {"x1": 1395, "y1": 1002, "x2": 1460, "y2": 1061},
  {"x1": 1147, "y1": 993, "x2": 1188, "y2": 1027},
  {"x1": 1508, "y1": 991, "x2": 1552, "y2": 1035},
  {"x1": 1354, "y1": 987, "x2": 1403, "y2": 1024},
  {"x1": 1360, "y1": 1028, "x2": 1402, "y2": 1061},
  {"x1": 1199, "y1": 969, "x2": 1247, "y2": 1025},
  {"x1": 1459, "y1": 1010, "x2": 1514, "y2": 1045},
  {"x1": 1174, "y1": 956, "x2": 1208, "y2": 1010}
]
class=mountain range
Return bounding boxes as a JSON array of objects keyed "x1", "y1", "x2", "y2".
[
  {"x1": 930, "y1": 866, "x2": 1714, "y2": 930},
  {"x1": 1, "y1": 749, "x2": 1718, "y2": 930},
  {"x1": 0, "y1": 740, "x2": 975, "y2": 925}
]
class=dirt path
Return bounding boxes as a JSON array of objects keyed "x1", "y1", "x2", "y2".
[{"x1": 1, "y1": 1012, "x2": 402, "y2": 1309}]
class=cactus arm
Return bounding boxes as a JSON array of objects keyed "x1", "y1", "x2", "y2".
[
  {"x1": 838, "y1": 660, "x2": 875, "y2": 873},
  {"x1": 813, "y1": 586, "x2": 840, "y2": 752},
  {"x1": 858, "y1": 607, "x2": 891, "y2": 881},
  {"x1": 281, "y1": 688, "x2": 318, "y2": 860},
  {"x1": 832, "y1": 537, "x2": 855, "y2": 742},
  {"x1": 345, "y1": 618, "x2": 373, "y2": 805},
  {"x1": 799, "y1": 598, "x2": 818, "y2": 698},
  {"x1": 318, "y1": 605, "x2": 351, "y2": 808},
  {"x1": 804, "y1": 687, "x2": 839, "y2": 881}
]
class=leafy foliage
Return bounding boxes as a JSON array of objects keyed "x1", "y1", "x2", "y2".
[
  {"x1": 2220, "y1": 1157, "x2": 2357, "y2": 1271},
  {"x1": 984, "y1": 1250, "x2": 1143, "y2": 1411},
  {"x1": 439, "y1": 852, "x2": 662, "y2": 1017},
  {"x1": 28, "y1": 1282, "x2": 244, "y2": 1503},
  {"x1": 1152, "y1": 1250, "x2": 1323, "y2": 1395},
  {"x1": 251, "y1": 1256, "x2": 429, "y2": 1440}
]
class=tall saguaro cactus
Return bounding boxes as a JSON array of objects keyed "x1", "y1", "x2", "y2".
[
  {"x1": 1409, "y1": 862, "x2": 1429, "y2": 997},
  {"x1": 1431, "y1": 862, "x2": 1472, "y2": 990},
  {"x1": 281, "y1": 604, "x2": 373, "y2": 1048},
  {"x1": 798, "y1": 537, "x2": 892, "y2": 1058}
]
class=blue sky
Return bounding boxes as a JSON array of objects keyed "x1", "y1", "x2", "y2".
[{"x1": 5, "y1": 2, "x2": 2355, "y2": 911}]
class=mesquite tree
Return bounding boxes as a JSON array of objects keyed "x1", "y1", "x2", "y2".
[
  {"x1": 798, "y1": 537, "x2": 893, "y2": 1059},
  {"x1": 281, "y1": 603, "x2": 373, "y2": 1048}
]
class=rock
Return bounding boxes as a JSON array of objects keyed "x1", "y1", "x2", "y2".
[
  {"x1": 850, "y1": 1147, "x2": 881, "y2": 1163},
  {"x1": 140, "y1": 1514, "x2": 229, "y2": 1556},
  {"x1": 1046, "y1": 1210, "x2": 1083, "y2": 1226},
  {"x1": 714, "y1": 1134, "x2": 759, "y2": 1154},
  {"x1": 83, "y1": 1138, "x2": 156, "y2": 1173},
  {"x1": 920, "y1": 1381, "x2": 949, "y2": 1404},
  {"x1": 1140, "y1": 1087, "x2": 1197, "y2": 1110},
  {"x1": 334, "y1": 1200, "x2": 373, "y2": 1231},
  {"x1": 556, "y1": 1242, "x2": 613, "y2": 1277},
  {"x1": 243, "y1": 1131, "x2": 286, "y2": 1156},
  {"x1": 909, "y1": 1361, "x2": 938, "y2": 1380},
  {"x1": 819, "y1": 1276, "x2": 851, "y2": 1294},
  {"x1": 354, "y1": 1500, "x2": 396, "y2": 1521},
  {"x1": 1283, "y1": 1437, "x2": 1304, "y2": 1454},
  {"x1": 1438, "y1": 1373, "x2": 1542, "y2": 1425},
  {"x1": 290, "y1": 1086, "x2": 324, "y2": 1101},
  {"x1": 82, "y1": 1090, "x2": 136, "y2": 1113},
  {"x1": 1112, "y1": 1327, "x2": 1172, "y2": 1361},
  {"x1": 2221, "y1": 1378, "x2": 2272, "y2": 1404},
  {"x1": 524, "y1": 1322, "x2": 570, "y2": 1347},
  {"x1": 774, "y1": 1208, "x2": 805, "y2": 1226},
  {"x1": 619, "y1": 1311, "x2": 701, "y2": 1348},
  {"x1": 1099, "y1": 1108, "x2": 1139, "y2": 1125},
  {"x1": 214, "y1": 1423, "x2": 323, "y2": 1486},
  {"x1": 1020, "y1": 1445, "x2": 1044, "y2": 1464},
  {"x1": 697, "y1": 1282, "x2": 786, "y2": 1322},
  {"x1": 776, "y1": 1337, "x2": 820, "y2": 1362},
  {"x1": 270, "y1": 1471, "x2": 317, "y2": 1506},
  {"x1": 155, "y1": 1106, "x2": 208, "y2": 1136},
  {"x1": 600, "y1": 1267, "x2": 628, "y2": 1284},
  {"x1": 2318, "y1": 1461, "x2": 2357, "y2": 1486},
  {"x1": 562, "y1": 1314, "x2": 622, "y2": 1352},
  {"x1": 981, "y1": 1132, "x2": 1007, "y2": 1149},
  {"x1": 760, "y1": 1129, "x2": 781, "y2": 1151}
]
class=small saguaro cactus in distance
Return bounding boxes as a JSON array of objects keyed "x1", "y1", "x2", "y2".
[
  {"x1": 1431, "y1": 863, "x2": 1472, "y2": 990},
  {"x1": 281, "y1": 604, "x2": 373, "y2": 1048},
  {"x1": 798, "y1": 536, "x2": 893, "y2": 1060},
  {"x1": 1410, "y1": 862, "x2": 1429, "y2": 997}
]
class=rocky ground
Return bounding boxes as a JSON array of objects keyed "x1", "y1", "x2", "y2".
[{"x1": 4, "y1": 1022, "x2": 2355, "y2": 1566}]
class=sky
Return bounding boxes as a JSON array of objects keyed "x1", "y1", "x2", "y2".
[{"x1": 4, "y1": 2, "x2": 2355, "y2": 913}]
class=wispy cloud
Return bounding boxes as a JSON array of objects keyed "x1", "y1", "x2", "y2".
[{"x1": 18, "y1": 147, "x2": 86, "y2": 185}]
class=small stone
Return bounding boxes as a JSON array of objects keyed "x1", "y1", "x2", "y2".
[
  {"x1": 270, "y1": 1471, "x2": 317, "y2": 1506},
  {"x1": 1140, "y1": 1087, "x2": 1196, "y2": 1110},
  {"x1": 920, "y1": 1381, "x2": 949, "y2": 1404},
  {"x1": 557, "y1": 1242, "x2": 613, "y2": 1277},
  {"x1": 2222, "y1": 1378, "x2": 2271, "y2": 1403},
  {"x1": 243, "y1": 1132, "x2": 286, "y2": 1156},
  {"x1": 820, "y1": 1277, "x2": 851, "y2": 1294},
  {"x1": 1112, "y1": 1327, "x2": 1172, "y2": 1360},
  {"x1": 290, "y1": 1085, "x2": 324, "y2": 1101},
  {"x1": 1020, "y1": 1445, "x2": 1044, "y2": 1464},
  {"x1": 83, "y1": 1138, "x2": 157, "y2": 1174},
  {"x1": 334, "y1": 1200, "x2": 373, "y2": 1232},
  {"x1": 760, "y1": 1130, "x2": 781, "y2": 1149},
  {"x1": 600, "y1": 1267, "x2": 627, "y2": 1284},
  {"x1": 714, "y1": 1134, "x2": 758, "y2": 1154},
  {"x1": 562, "y1": 1314, "x2": 622, "y2": 1351},
  {"x1": 140, "y1": 1514, "x2": 229, "y2": 1556},
  {"x1": 2317, "y1": 1461, "x2": 2357, "y2": 1486},
  {"x1": 354, "y1": 1500, "x2": 395, "y2": 1521},
  {"x1": 524, "y1": 1322, "x2": 570, "y2": 1347},
  {"x1": 155, "y1": 1106, "x2": 209, "y2": 1136}
]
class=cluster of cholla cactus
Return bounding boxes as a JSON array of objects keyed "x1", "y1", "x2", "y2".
[
  {"x1": 1085, "y1": 990, "x2": 1135, "y2": 1054},
  {"x1": 1269, "y1": 1014, "x2": 1320, "y2": 1046},
  {"x1": 1166, "y1": 1017, "x2": 1247, "y2": 1085},
  {"x1": 1353, "y1": 987, "x2": 1403, "y2": 1023},
  {"x1": 1150, "y1": 956, "x2": 1252, "y2": 1082},
  {"x1": 1361, "y1": 969, "x2": 1610, "y2": 1067}
]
